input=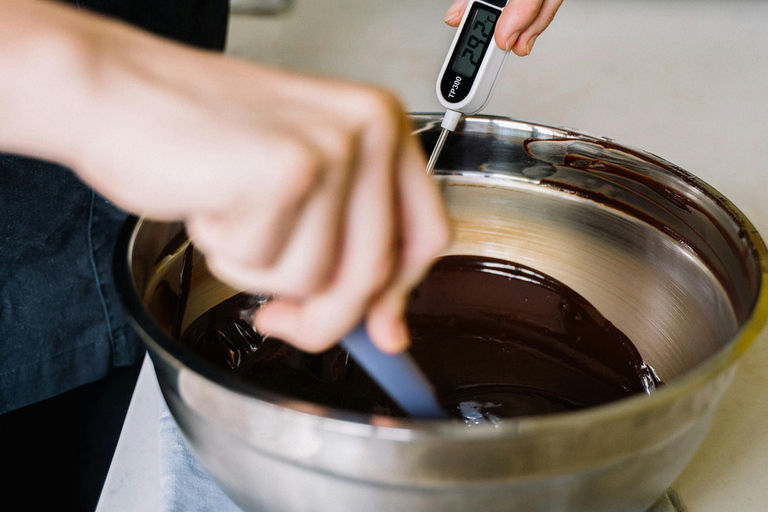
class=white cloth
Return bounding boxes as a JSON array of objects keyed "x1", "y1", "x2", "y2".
[{"x1": 158, "y1": 403, "x2": 243, "y2": 512}]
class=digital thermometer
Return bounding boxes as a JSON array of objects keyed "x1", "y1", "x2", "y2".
[{"x1": 426, "y1": 0, "x2": 510, "y2": 174}]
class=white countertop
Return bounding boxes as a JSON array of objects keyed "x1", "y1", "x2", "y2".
[{"x1": 98, "y1": 1, "x2": 768, "y2": 510}]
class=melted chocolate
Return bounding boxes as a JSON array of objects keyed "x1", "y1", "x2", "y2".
[
  {"x1": 180, "y1": 256, "x2": 659, "y2": 421},
  {"x1": 522, "y1": 138, "x2": 750, "y2": 318}
]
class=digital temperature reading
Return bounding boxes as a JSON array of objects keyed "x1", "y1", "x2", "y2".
[{"x1": 451, "y1": 7, "x2": 499, "y2": 78}]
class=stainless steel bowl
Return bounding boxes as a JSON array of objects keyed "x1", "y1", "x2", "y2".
[{"x1": 115, "y1": 115, "x2": 768, "y2": 512}]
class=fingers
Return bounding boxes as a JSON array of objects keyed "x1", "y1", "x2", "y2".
[
  {"x1": 444, "y1": 0, "x2": 469, "y2": 25},
  {"x1": 183, "y1": 70, "x2": 451, "y2": 355},
  {"x1": 495, "y1": 0, "x2": 545, "y2": 53},
  {"x1": 186, "y1": 194, "x2": 302, "y2": 271},
  {"x1": 186, "y1": 134, "x2": 324, "y2": 269},
  {"x1": 444, "y1": 0, "x2": 564, "y2": 56},
  {"x1": 188, "y1": 128, "x2": 356, "y2": 298},
  {"x1": 253, "y1": 99, "x2": 406, "y2": 352},
  {"x1": 505, "y1": 0, "x2": 564, "y2": 56},
  {"x1": 200, "y1": 179, "x2": 349, "y2": 297}
]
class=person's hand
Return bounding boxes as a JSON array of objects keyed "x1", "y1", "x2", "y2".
[
  {"x1": 444, "y1": 0, "x2": 564, "y2": 55},
  {"x1": 71, "y1": 17, "x2": 450, "y2": 355},
  {"x1": 0, "y1": 0, "x2": 450, "y2": 354}
]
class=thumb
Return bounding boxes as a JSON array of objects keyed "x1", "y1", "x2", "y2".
[{"x1": 444, "y1": 0, "x2": 469, "y2": 26}]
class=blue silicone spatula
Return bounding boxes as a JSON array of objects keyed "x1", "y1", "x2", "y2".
[{"x1": 341, "y1": 324, "x2": 448, "y2": 419}]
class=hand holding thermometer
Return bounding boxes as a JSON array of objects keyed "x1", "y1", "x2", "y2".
[{"x1": 426, "y1": 0, "x2": 510, "y2": 174}]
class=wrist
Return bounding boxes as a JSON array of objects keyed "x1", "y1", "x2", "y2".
[{"x1": 73, "y1": 27, "x2": 227, "y2": 213}]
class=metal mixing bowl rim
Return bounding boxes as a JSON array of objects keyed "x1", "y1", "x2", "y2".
[{"x1": 114, "y1": 115, "x2": 768, "y2": 442}]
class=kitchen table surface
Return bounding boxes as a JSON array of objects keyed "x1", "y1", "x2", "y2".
[{"x1": 97, "y1": 1, "x2": 768, "y2": 510}]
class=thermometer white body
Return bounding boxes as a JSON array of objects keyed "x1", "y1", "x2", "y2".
[
  {"x1": 426, "y1": 0, "x2": 509, "y2": 174},
  {"x1": 435, "y1": 0, "x2": 510, "y2": 117}
]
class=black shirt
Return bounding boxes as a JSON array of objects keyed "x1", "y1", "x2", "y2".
[{"x1": 59, "y1": 0, "x2": 229, "y2": 50}]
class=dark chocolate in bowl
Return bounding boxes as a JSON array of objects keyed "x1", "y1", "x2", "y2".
[
  {"x1": 180, "y1": 255, "x2": 660, "y2": 422},
  {"x1": 116, "y1": 115, "x2": 768, "y2": 512}
]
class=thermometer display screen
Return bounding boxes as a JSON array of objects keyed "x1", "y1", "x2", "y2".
[{"x1": 451, "y1": 6, "x2": 499, "y2": 78}]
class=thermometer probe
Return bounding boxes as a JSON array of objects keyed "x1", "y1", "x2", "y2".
[{"x1": 426, "y1": 0, "x2": 511, "y2": 174}]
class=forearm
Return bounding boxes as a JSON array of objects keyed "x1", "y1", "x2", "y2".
[
  {"x1": 0, "y1": 0, "x2": 231, "y2": 214},
  {"x1": 0, "y1": 0, "x2": 105, "y2": 168},
  {"x1": 0, "y1": 0, "x2": 218, "y2": 197}
]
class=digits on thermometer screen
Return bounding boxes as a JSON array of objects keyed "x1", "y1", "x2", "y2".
[{"x1": 452, "y1": 7, "x2": 499, "y2": 78}]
